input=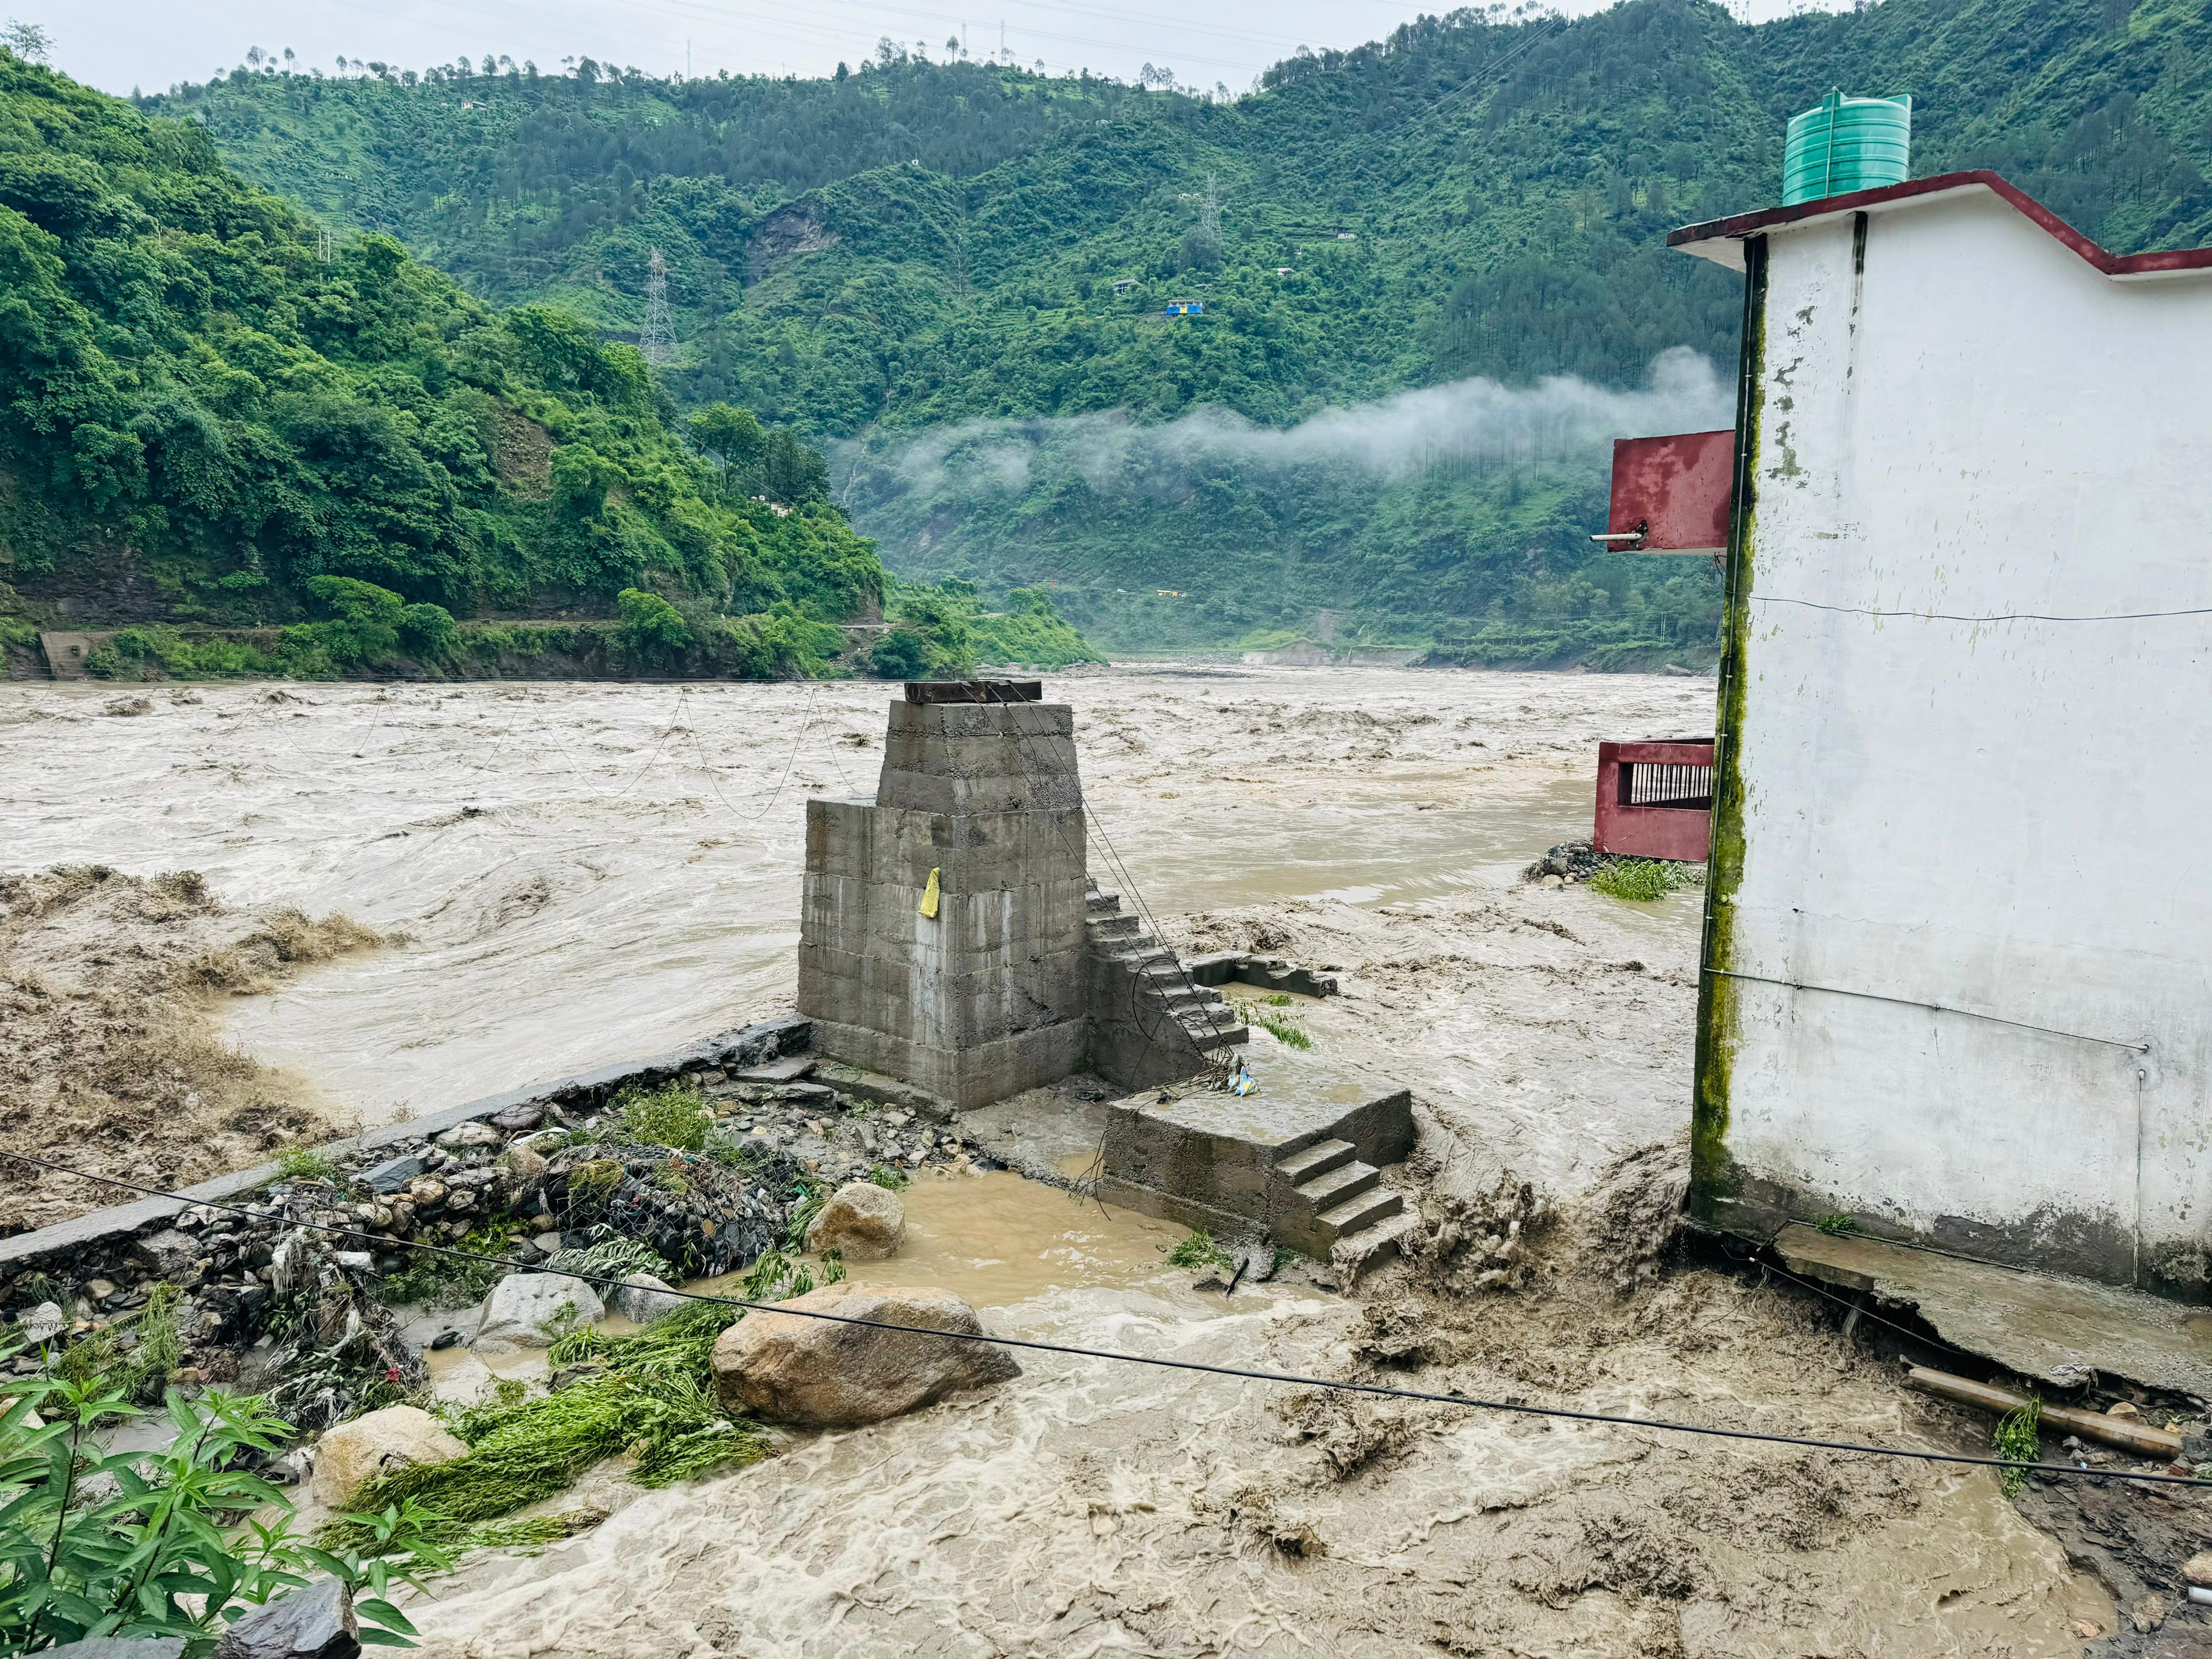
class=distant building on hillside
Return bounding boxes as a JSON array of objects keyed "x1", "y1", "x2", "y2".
[
  {"x1": 1112, "y1": 278, "x2": 1137, "y2": 294},
  {"x1": 1638, "y1": 172, "x2": 2212, "y2": 1298},
  {"x1": 1163, "y1": 299, "x2": 1203, "y2": 317}
]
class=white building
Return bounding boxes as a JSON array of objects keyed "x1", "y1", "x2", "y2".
[{"x1": 1668, "y1": 171, "x2": 2212, "y2": 1297}]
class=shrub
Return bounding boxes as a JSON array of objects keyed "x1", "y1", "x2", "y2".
[
  {"x1": 616, "y1": 1086, "x2": 711, "y2": 1152},
  {"x1": 869, "y1": 625, "x2": 929, "y2": 680},
  {"x1": 398, "y1": 602, "x2": 456, "y2": 658},
  {"x1": 0, "y1": 1377, "x2": 427, "y2": 1650},
  {"x1": 614, "y1": 588, "x2": 690, "y2": 664}
]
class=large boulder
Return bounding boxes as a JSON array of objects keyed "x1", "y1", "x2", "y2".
[
  {"x1": 307, "y1": 1405, "x2": 466, "y2": 1510},
  {"x1": 803, "y1": 1181, "x2": 905, "y2": 1261},
  {"x1": 711, "y1": 1281, "x2": 1019, "y2": 1428},
  {"x1": 471, "y1": 1272, "x2": 604, "y2": 1353}
]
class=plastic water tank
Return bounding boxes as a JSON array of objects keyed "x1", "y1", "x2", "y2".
[{"x1": 1782, "y1": 90, "x2": 1912, "y2": 206}]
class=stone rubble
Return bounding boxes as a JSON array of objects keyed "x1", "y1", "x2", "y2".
[{"x1": 2, "y1": 1054, "x2": 1011, "y2": 1411}]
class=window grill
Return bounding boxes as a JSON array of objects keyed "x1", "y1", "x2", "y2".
[{"x1": 1620, "y1": 760, "x2": 1713, "y2": 811}]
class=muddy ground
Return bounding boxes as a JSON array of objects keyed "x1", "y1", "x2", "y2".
[
  {"x1": 1, "y1": 666, "x2": 2191, "y2": 1652},
  {"x1": 0, "y1": 861, "x2": 378, "y2": 1231}
]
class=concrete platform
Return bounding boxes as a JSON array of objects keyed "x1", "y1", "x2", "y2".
[
  {"x1": 1099, "y1": 1051, "x2": 1414, "y2": 1256},
  {"x1": 1774, "y1": 1221, "x2": 2212, "y2": 1400}
]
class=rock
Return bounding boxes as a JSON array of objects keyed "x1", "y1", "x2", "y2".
[
  {"x1": 360, "y1": 1154, "x2": 429, "y2": 1195},
  {"x1": 21, "y1": 1302, "x2": 65, "y2": 1344},
  {"x1": 611, "y1": 1272, "x2": 686, "y2": 1325},
  {"x1": 734, "y1": 1057, "x2": 816, "y2": 1084},
  {"x1": 213, "y1": 1577, "x2": 359, "y2": 1659},
  {"x1": 136, "y1": 1229, "x2": 201, "y2": 1277},
  {"x1": 803, "y1": 1182, "x2": 905, "y2": 1261},
  {"x1": 307, "y1": 1406, "x2": 466, "y2": 1510},
  {"x1": 532, "y1": 1231, "x2": 565, "y2": 1256},
  {"x1": 405, "y1": 1177, "x2": 447, "y2": 1209},
  {"x1": 2107, "y1": 1400, "x2": 2141, "y2": 1419},
  {"x1": 711, "y1": 1281, "x2": 1020, "y2": 1428},
  {"x1": 86, "y1": 1278, "x2": 117, "y2": 1301},
  {"x1": 438, "y1": 1121, "x2": 501, "y2": 1150},
  {"x1": 2184, "y1": 1550, "x2": 2212, "y2": 1588},
  {"x1": 489, "y1": 1103, "x2": 544, "y2": 1132},
  {"x1": 498, "y1": 1143, "x2": 548, "y2": 1187},
  {"x1": 471, "y1": 1272, "x2": 605, "y2": 1353}
]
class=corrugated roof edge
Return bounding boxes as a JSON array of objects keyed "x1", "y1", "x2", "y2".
[{"x1": 1667, "y1": 170, "x2": 2212, "y2": 280}]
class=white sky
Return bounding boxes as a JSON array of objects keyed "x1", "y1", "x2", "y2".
[{"x1": 43, "y1": 0, "x2": 1836, "y2": 100}]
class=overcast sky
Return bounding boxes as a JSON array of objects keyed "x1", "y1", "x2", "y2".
[{"x1": 41, "y1": 0, "x2": 1834, "y2": 100}]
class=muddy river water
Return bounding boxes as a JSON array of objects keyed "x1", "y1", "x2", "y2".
[{"x1": 0, "y1": 666, "x2": 2121, "y2": 1654}]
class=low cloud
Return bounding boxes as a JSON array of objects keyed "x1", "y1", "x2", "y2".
[{"x1": 842, "y1": 348, "x2": 1731, "y2": 501}]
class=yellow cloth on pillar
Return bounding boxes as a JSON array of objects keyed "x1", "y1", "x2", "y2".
[{"x1": 919, "y1": 866, "x2": 941, "y2": 919}]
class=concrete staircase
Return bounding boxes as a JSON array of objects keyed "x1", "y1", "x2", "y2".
[
  {"x1": 1084, "y1": 880, "x2": 1247, "y2": 1056},
  {"x1": 1273, "y1": 1137, "x2": 1406, "y2": 1261}
]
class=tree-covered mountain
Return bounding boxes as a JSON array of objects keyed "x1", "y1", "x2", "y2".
[
  {"x1": 0, "y1": 48, "x2": 940, "y2": 676},
  {"x1": 116, "y1": 0, "x2": 2212, "y2": 658}
]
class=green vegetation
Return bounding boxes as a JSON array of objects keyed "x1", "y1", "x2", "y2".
[
  {"x1": 333, "y1": 1300, "x2": 770, "y2": 1547},
  {"x1": 0, "y1": 1376, "x2": 426, "y2": 1652},
  {"x1": 274, "y1": 1146, "x2": 343, "y2": 1184},
  {"x1": 376, "y1": 1222, "x2": 521, "y2": 1311},
  {"x1": 1994, "y1": 1396, "x2": 2043, "y2": 1497},
  {"x1": 1167, "y1": 1229, "x2": 1237, "y2": 1272},
  {"x1": 141, "y1": 0, "x2": 2212, "y2": 656},
  {"x1": 616, "y1": 1084, "x2": 713, "y2": 1152},
  {"x1": 1239, "y1": 997, "x2": 1314, "y2": 1050},
  {"x1": 0, "y1": 49, "x2": 921, "y2": 665},
  {"x1": 1587, "y1": 858, "x2": 1707, "y2": 902},
  {"x1": 1814, "y1": 1212, "x2": 1861, "y2": 1238},
  {"x1": 541, "y1": 1237, "x2": 675, "y2": 1283},
  {"x1": 867, "y1": 1164, "x2": 910, "y2": 1191}
]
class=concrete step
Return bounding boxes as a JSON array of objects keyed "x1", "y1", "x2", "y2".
[
  {"x1": 1086, "y1": 889, "x2": 1124, "y2": 916},
  {"x1": 1331, "y1": 1207, "x2": 1419, "y2": 1278},
  {"x1": 1144, "y1": 982, "x2": 1222, "y2": 1012},
  {"x1": 1086, "y1": 913, "x2": 1142, "y2": 941},
  {"x1": 1276, "y1": 1138, "x2": 1357, "y2": 1186},
  {"x1": 1180, "y1": 1013, "x2": 1248, "y2": 1049},
  {"x1": 1318, "y1": 1186, "x2": 1403, "y2": 1239},
  {"x1": 1297, "y1": 1158, "x2": 1380, "y2": 1213}
]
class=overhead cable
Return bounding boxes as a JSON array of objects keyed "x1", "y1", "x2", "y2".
[{"x1": 5, "y1": 1149, "x2": 2202, "y2": 1488}]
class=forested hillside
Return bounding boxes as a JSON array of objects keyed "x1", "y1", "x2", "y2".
[
  {"x1": 121, "y1": 0, "x2": 2212, "y2": 658},
  {"x1": 0, "y1": 51, "x2": 942, "y2": 677}
]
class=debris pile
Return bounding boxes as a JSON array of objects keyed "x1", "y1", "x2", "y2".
[{"x1": 2, "y1": 1054, "x2": 1001, "y2": 1421}]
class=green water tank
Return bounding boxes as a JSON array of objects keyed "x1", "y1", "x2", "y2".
[{"x1": 1782, "y1": 90, "x2": 1912, "y2": 206}]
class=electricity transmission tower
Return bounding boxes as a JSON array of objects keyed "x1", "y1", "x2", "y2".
[
  {"x1": 1178, "y1": 173, "x2": 1222, "y2": 238},
  {"x1": 640, "y1": 247, "x2": 674, "y2": 367}
]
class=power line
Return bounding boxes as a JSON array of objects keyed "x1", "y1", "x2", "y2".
[
  {"x1": 7, "y1": 1155, "x2": 2199, "y2": 1488},
  {"x1": 1754, "y1": 594, "x2": 2212, "y2": 625}
]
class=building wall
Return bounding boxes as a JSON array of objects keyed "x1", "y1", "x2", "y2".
[{"x1": 1697, "y1": 191, "x2": 2212, "y2": 1295}]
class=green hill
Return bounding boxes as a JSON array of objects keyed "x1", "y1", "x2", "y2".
[
  {"x1": 111, "y1": 0, "x2": 2212, "y2": 658},
  {"x1": 0, "y1": 49, "x2": 1025, "y2": 681}
]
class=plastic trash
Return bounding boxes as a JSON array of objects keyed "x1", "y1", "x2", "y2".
[{"x1": 919, "y1": 866, "x2": 940, "y2": 919}]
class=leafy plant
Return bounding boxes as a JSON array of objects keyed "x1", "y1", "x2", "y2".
[
  {"x1": 1167, "y1": 1230, "x2": 1236, "y2": 1272},
  {"x1": 0, "y1": 1375, "x2": 423, "y2": 1653},
  {"x1": 275, "y1": 1146, "x2": 343, "y2": 1184},
  {"x1": 783, "y1": 1185, "x2": 828, "y2": 1253},
  {"x1": 1994, "y1": 1397, "x2": 2043, "y2": 1498},
  {"x1": 542, "y1": 1237, "x2": 674, "y2": 1284},
  {"x1": 867, "y1": 1164, "x2": 909, "y2": 1192},
  {"x1": 1814, "y1": 1212, "x2": 1860, "y2": 1238},
  {"x1": 616, "y1": 1086, "x2": 712, "y2": 1152}
]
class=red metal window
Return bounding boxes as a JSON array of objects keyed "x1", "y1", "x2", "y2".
[{"x1": 1593, "y1": 740, "x2": 1715, "y2": 861}]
